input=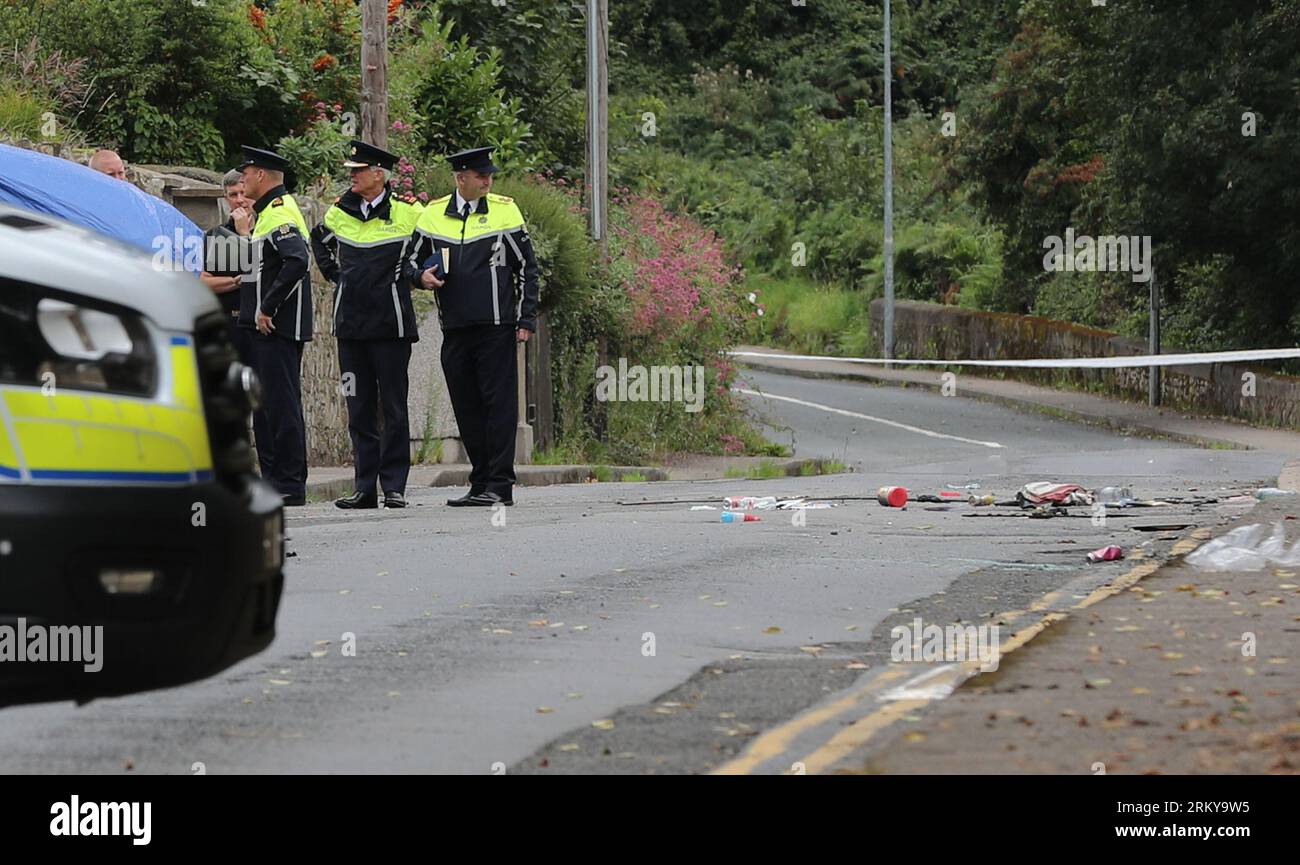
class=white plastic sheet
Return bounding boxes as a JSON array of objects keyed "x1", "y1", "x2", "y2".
[{"x1": 1184, "y1": 522, "x2": 1300, "y2": 572}]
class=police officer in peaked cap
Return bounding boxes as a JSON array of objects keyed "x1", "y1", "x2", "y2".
[
  {"x1": 404, "y1": 146, "x2": 540, "y2": 507},
  {"x1": 312, "y1": 140, "x2": 425, "y2": 509},
  {"x1": 237, "y1": 145, "x2": 313, "y2": 506}
]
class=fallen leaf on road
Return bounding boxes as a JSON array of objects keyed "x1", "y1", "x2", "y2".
[
  {"x1": 491, "y1": 628, "x2": 513, "y2": 635},
  {"x1": 1162, "y1": 652, "x2": 1185, "y2": 660},
  {"x1": 592, "y1": 719, "x2": 615, "y2": 730},
  {"x1": 713, "y1": 601, "x2": 728, "y2": 607},
  {"x1": 799, "y1": 646, "x2": 825, "y2": 656},
  {"x1": 845, "y1": 662, "x2": 869, "y2": 670},
  {"x1": 338, "y1": 589, "x2": 351, "y2": 595},
  {"x1": 268, "y1": 679, "x2": 291, "y2": 686},
  {"x1": 537, "y1": 706, "x2": 554, "y2": 714},
  {"x1": 571, "y1": 625, "x2": 589, "y2": 631},
  {"x1": 1085, "y1": 678, "x2": 1112, "y2": 689},
  {"x1": 558, "y1": 744, "x2": 579, "y2": 752},
  {"x1": 763, "y1": 626, "x2": 782, "y2": 635},
  {"x1": 904, "y1": 732, "x2": 926, "y2": 743},
  {"x1": 528, "y1": 619, "x2": 549, "y2": 627},
  {"x1": 309, "y1": 650, "x2": 328, "y2": 658}
]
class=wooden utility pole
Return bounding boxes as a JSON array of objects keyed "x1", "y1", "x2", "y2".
[
  {"x1": 585, "y1": 0, "x2": 608, "y2": 256},
  {"x1": 360, "y1": 0, "x2": 389, "y2": 148}
]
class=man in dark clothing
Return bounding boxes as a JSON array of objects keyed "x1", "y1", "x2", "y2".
[
  {"x1": 312, "y1": 140, "x2": 424, "y2": 509},
  {"x1": 238, "y1": 145, "x2": 313, "y2": 506},
  {"x1": 404, "y1": 146, "x2": 540, "y2": 507}
]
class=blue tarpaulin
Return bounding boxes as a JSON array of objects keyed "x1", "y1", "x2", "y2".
[{"x1": 0, "y1": 143, "x2": 204, "y2": 271}]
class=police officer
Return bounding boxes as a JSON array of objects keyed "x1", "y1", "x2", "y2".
[
  {"x1": 405, "y1": 146, "x2": 539, "y2": 507},
  {"x1": 311, "y1": 140, "x2": 424, "y2": 509},
  {"x1": 237, "y1": 145, "x2": 313, "y2": 506}
]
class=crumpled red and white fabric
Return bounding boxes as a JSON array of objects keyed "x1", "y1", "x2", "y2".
[{"x1": 1018, "y1": 482, "x2": 1094, "y2": 506}]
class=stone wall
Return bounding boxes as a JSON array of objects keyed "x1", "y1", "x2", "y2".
[{"x1": 869, "y1": 299, "x2": 1300, "y2": 429}]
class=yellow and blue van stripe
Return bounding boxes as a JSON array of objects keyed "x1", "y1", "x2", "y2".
[{"x1": 0, "y1": 333, "x2": 214, "y2": 485}]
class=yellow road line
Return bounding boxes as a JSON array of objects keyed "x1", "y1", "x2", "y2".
[
  {"x1": 716, "y1": 529, "x2": 1211, "y2": 775},
  {"x1": 795, "y1": 612, "x2": 1066, "y2": 774},
  {"x1": 710, "y1": 667, "x2": 912, "y2": 775}
]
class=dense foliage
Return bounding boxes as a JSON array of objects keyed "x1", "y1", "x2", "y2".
[{"x1": 6, "y1": 0, "x2": 1299, "y2": 452}]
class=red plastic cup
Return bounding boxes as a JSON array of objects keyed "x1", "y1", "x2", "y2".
[{"x1": 877, "y1": 486, "x2": 909, "y2": 508}]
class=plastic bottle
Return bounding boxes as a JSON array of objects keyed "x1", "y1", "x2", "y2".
[
  {"x1": 721, "y1": 512, "x2": 761, "y2": 523},
  {"x1": 1096, "y1": 486, "x2": 1134, "y2": 505},
  {"x1": 1255, "y1": 487, "x2": 1298, "y2": 500}
]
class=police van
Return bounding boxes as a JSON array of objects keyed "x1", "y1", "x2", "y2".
[{"x1": 0, "y1": 203, "x2": 284, "y2": 707}]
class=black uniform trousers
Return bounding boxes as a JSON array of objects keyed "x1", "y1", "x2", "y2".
[
  {"x1": 441, "y1": 324, "x2": 518, "y2": 497},
  {"x1": 339, "y1": 338, "x2": 412, "y2": 496},
  {"x1": 252, "y1": 332, "x2": 307, "y2": 498}
]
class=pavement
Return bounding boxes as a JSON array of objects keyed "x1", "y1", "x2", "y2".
[
  {"x1": 1, "y1": 366, "x2": 1296, "y2": 774},
  {"x1": 852, "y1": 499, "x2": 1300, "y2": 775}
]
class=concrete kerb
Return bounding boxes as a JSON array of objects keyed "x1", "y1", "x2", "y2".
[{"x1": 303, "y1": 457, "x2": 837, "y2": 501}]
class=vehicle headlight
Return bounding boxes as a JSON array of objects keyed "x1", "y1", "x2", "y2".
[{"x1": 0, "y1": 284, "x2": 156, "y2": 397}]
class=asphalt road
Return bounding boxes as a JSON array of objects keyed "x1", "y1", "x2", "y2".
[{"x1": 0, "y1": 369, "x2": 1284, "y2": 774}]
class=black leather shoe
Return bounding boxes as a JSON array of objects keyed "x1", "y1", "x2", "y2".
[
  {"x1": 462, "y1": 491, "x2": 513, "y2": 507},
  {"x1": 335, "y1": 491, "x2": 378, "y2": 509},
  {"x1": 282, "y1": 493, "x2": 306, "y2": 507},
  {"x1": 446, "y1": 489, "x2": 484, "y2": 506},
  {"x1": 383, "y1": 491, "x2": 407, "y2": 508}
]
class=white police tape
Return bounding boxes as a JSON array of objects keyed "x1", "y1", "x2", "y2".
[{"x1": 728, "y1": 347, "x2": 1300, "y2": 369}]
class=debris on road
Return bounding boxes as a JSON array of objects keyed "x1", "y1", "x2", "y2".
[
  {"x1": 1255, "y1": 487, "x2": 1299, "y2": 500},
  {"x1": 1185, "y1": 521, "x2": 1300, "y2": 571},
  {"x1": 721, "y1": 512, "x2": 761, "y2": 523},
  {"x1": 1017, "y1": 482, "x2": 1093, "y2": 507},
  {"x1": 723, "y1": 495, "x2": 776, "y2": 509},
  {"x1": 1086, "y1": 544, "x2": 1124, "y2": 563},
  {"x1": 877, "y1": 486, "x2": 909, "y2": 507},
  {"x1": 1095, "y1": 486, "x2": 1136, "y2": 506}
]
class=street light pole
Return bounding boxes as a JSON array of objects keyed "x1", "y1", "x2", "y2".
[
  {"x1": 585, "y1": 0, "x2": 608, "y2": 256},
  {"x1": 882, "y1": 0, "x2": 895, "y2": 361}
]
